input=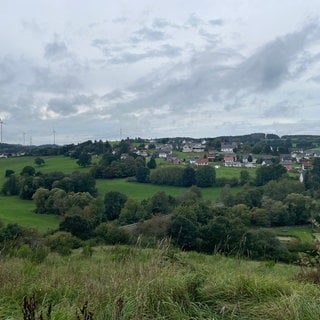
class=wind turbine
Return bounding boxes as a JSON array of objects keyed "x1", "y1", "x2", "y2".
[
  {"x1": 23, "y1": 132, "x2": 26, "y2": 146},
  {"x1": 53, "y1": 129, "x2": 56, "y2": 145},
  {"x1": 0, "y1": 118, "x2": 4, "y2": 143}
]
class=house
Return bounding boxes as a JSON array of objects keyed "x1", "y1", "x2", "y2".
[
  {"x1": 167, "y1": 154, "x2": 180, "y2": 164},
  {"x1": 206, "y1": 152, "x2": 216, "y2": 161},
  {"x1": 182, "y1": 145, "x2": 193, "y2": 152},
  {"x1": 195, "y1": 158, "x2": 208, "y2": 166},
  {"x1": 262, "y1": 159, "x2": 273, "y2": 166},
  {"x1": 192, "y1": 144, "x2": 205, "y2": 153},
  {"x1": 281, "y1": 160, "x2": 293, "y2": 171},
  {"x1": 223, "y1": 154, "x2": 235, "y2": 163},
  {"x1": 221, "y1": 142, "x2": 237, "y2": 153},
  {"x1": 301, "y1": 161, "x2": 312, "y2": 170}
]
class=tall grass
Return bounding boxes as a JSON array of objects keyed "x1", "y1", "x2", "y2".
[{"x1": 0, "y1": 243, "x2": 320, "y2": 319}]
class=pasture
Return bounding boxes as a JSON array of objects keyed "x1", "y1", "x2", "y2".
[
  {"x1": 96, "y1": 178, "x2": 235, "y2": 201},
  {"x1": 0, "y1": 196, "x2": 59, "y2": 232},
  {"x1": 272, "y1": 225, "x2": 314, "y2": 244}
]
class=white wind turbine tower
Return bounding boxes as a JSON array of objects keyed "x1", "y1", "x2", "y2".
[
  {"x1": 53, "y1": 129, "x2": 56, "y2": 145},
  {"x1": 0, "y1": 118, "x2": 4, "y2": 143}
]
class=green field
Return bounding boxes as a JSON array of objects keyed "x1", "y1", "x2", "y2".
[
  {"x1": 272, "y1": 226, "x2": 314, "y2": 244},
  {"x1": 0, "y1": 155, "x2": 91, "y2": 187},
  {"x1": 96, "y1": 178, "x2": 237, "y2": 202},
  {"x1": 0, "y1": 196, "x2": 59, "y2": 232}
]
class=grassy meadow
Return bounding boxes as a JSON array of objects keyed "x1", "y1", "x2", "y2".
[{"x1": 1, "y1": 244, "x2": 320, "y2": 319}]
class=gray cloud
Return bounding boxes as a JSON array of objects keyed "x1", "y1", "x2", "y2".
[
  {"x1": 208, "y1": 19, "x2": 223, "y2": 26},
  {"x1": 111, "y1": 22, "x2": 320, "y2": 118},
  {"x1": 47, "y1": 94, "x2": 95, "y2": 116},
  {"x1": 48, "y1": 97, "x2": 77, "y2": 115},
  {"x1": 263, "y1": 101, "x2": 297, "y2": 118},
  {"x1": 131, "y1": 27, "x2": 167, "y2": 42},
  {"x1": 186, "y1": 13, "x2": 204, "y2": 28},
  {"x1": 109, "y1": 44, "x2": 181, "y2": 64},
  {"x1": 32, "y1": 67, "x2": 82, "y2": 93},
  {"x1": 44, "y1": 41, "x2": 68, "y2": 61}
]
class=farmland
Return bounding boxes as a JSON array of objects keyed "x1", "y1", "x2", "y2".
[{"x1": 0, "y1": 155, "x2": 248, "y2": 232}]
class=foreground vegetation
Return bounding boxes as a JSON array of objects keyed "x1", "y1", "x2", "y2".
[{"x1": 1, "y1": 244, "x2": 320, "y2": 320}]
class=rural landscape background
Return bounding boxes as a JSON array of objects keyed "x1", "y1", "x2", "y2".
[{"x1": 1, "y1": 133, "x2": 320, "y2": 319}]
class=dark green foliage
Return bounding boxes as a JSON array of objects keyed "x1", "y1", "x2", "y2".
[
  {"x1": 305, "y1": 158, "x2": 320, "y2": 191},
  {"x1": 104, "y1": 191, "x2": 128, "y2": 221},
  {"x1": 147, "y1": 157, "x2": 157, "y2": 169},
  {"x1": 215, "y1": 177, "x2": 239, "y2": 187},
  {"x1": 94, "y1": 223, "x2": 130, "y2": 245},
  {"x1": 0, "y1": 223, "x2": 23, "y2": 242},
  {"x1": 60, "y1": 215, "x2": 93, "y2": 240},
  {"x1": 2, "y1": 175, "x2": 20, "y2": 195},
  {"x1": 244, "y1": 229, "x2": 290, "y2": 261},
  {"x1": 263, "y1": 179, "x2": 305, "y2": 201},
  {"x1": 240, "y1": 170, "x2": 250, "y2": 185},
  {"x1": 46, "y1": 231, "x2": 82, "y2": 255},
  {"x1": 219, "y1": 185, "x2": 234, "y2": 206},
  {"x1": 199, "y1": 216, "x2": 247, "y2": 254},
  {"x1": 182, "y1": 166, "x2": 196, "y2": 187},
  {"x1": 148, "y1": 191, "x2": 171, "y2": 214},
  {"x1": 20, "y1": 177, "x2": 38, "y2": 200},
  {"x1": 5, "y1": 169, "x2": 14, "y2": 177},
  {"x1": 77, "y1": 152, "x2": 92, "y2": 167},
  {"x1": 70, "y1": 171, "x2": 96, "y2": 195},
  {"x1": 168, "y1": 215, "x2": 198, "y2": 250},
  {"x1": 41, "y1": 171, "x2": 66, "y2": 189},
  {"x1": 118, "y1": 199, "x2": 148, "y2": 225},
  {"x1": 195, "y1": 166, "x2": 216, "y2": 187},
  {"x1": 21, "y1": 166, "x2": 36, "y2": 176},
  {"x1": 135, "y1": 166, "x2": 150, "y2": 183},
  {"x1": 233, "y1": 188, "x2": 263, "y2": 208},
  {"x1": 34, "y1": 157, "x2": 45, "y2": 166},
  {"x1": 150, "y1": 167, "x2": 184, "y2": 186},
  {"x1": 283, "y1": 193, "x2": 314, "y2": 225},
  {"x1": 255, "y1": 163, "x2": 286, "y2": 186}
]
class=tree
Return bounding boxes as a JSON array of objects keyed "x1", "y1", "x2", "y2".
[
  {"x1": 34, "y1": 157, "x2": 45, "y2": 166},
  {"x1": 195, "y1": 166, "x2": 215, "y2": 187},
  {"x1": 60, "y1": 215, "x2": 93, "y2": 240},
  {"x1": 21, "y1": 166, "x2": 36, "y2": 176},
  {"x1": 148, "y1": 191, "x2": 171, "y2": 214},
  {"x1": 4, "y1": 169, "x2": 14, "y2": 177},
  {"x1": 240, "y1": 170, "x2": 250, "y2": 185},
  {"x1": 2, "y1": 175, "x2": 20, "y2": 196},
  {"x1": 77, "y1": 152, "x2": 92, "y2": 167},
  {"x1": 168, "y1": 215, "x2": 198, "y2": 250},
  {"x1": 255, "y1": 163, "x2": 286, "y2": 186},
  {"x1": 147, "y1": 157, "x2": 157, "y2": 169},
  {"x1": 19, "y1": 177, "x2": 37, "y2": 200},
  {"x1": 244, "y1": 229, "x2": 290, "y2": 261},
  {"x1": 104, "y1": 191, "x2": 127, "y2": 221},
  {"x1": 136, "y1": 166, "x2": 150, "y2": 183},
  {"x1": 94, "y1": 223, "x2": 129, "y2": 245},
  {"x1": 199, "y1": 216, "x2": 247, "y2": 254},
  {"x1": 119, "y1": 199, "x2": 147, "y2": 225},
  {"x1": 70, "y1": 171, "x2": 96, "y2": 195},
  {"x1": 182, "y1": 166, "x2": 196, "y2": 187}
]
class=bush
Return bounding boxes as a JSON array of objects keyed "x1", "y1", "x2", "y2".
[
  {"x1": 95, "y1": 223, "x2": 130, "y2": 245},
  {"x1": 46, "y1": 231, "x2": 82, "y2": 256}
]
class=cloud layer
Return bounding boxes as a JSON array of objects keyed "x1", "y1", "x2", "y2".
[{"x1": 1, "y1": 0, "x2": 320, "y2": 144}]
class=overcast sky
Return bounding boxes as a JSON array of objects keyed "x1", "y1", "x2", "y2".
[{"x1": 1, "y1": 0, "x2": 320, "y2": 145}]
